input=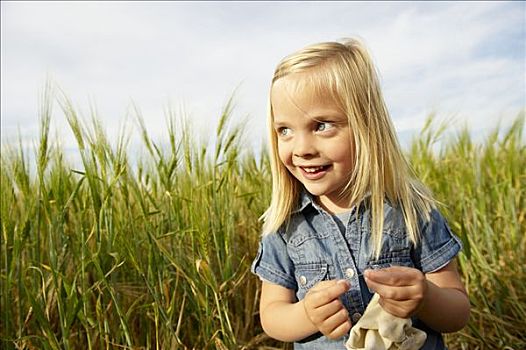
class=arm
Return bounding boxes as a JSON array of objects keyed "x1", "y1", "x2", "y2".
[
  {"x1": 417, "y1": 260, "x2": 470, "y2": 332},
  {"x1": 259, "y1": 279, "x2": 352, "y2": 342},
  {"x1": 259, "y1": 281, "x2": 317, "y2": 341},
  {"x1": 364, "y1": 260, "x2": 470, "y2": 333}
]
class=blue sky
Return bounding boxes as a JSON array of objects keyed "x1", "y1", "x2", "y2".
[{"x1": 1, "y1": 1, "x2": 525, "y2": 160}]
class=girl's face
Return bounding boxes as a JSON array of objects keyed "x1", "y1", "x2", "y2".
[{"x1": 271, "y1": 76, "x2": 355, "y2": 213}]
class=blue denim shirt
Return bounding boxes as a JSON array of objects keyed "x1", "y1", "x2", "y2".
[{"x1": 251, "y1": 191, "x2": 462, "y2": 349}]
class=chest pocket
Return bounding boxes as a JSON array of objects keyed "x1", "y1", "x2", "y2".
[
  {"x1": 286, "y1": 219, "x2": 332, "y2": 264},
  {"x1": 364, "y1": 228, "x2": 415, "y2": 270},
  {"x1": 294, "y1": 262, "x2": 328, "y2": 300}
]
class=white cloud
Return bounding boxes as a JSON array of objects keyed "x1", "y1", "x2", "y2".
[{"x1": 1, "y1": 1, "x2": 524, "y2": 163}]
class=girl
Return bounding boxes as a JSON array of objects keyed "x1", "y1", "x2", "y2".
[{"x1": 251, "y1": 38, "x2": 470, "y2": 349}]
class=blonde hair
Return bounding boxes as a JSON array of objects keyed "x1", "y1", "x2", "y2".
[{"x1": 261, "y1": 38, "x2": 437, "y2": 258}]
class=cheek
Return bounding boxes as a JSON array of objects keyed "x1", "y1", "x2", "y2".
[
  {"x1": 330, "y1": 143, "x2": 347, "y2": 159},
  {"x1": 333, "y1": 145, "x2": 354, "y2": 171},
  {"x1": 277, "y1": 142, "x2": 292, "y2": 166},
  {"x1": 342, "y1": 157, "x2": 354, "y2": 174},
  {"x1": 340, "y1": 153, "x2": 354, "y2": 172}
]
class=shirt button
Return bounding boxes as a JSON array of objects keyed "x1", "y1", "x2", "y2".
[
  {"x1": 352, "y1": 312, "x2": 362, "y2": 323},
  {"x1": 345, "y1": 268, "x2": 355, "y2": 278},
  {"x1": 299, "y1": 275, "x2": 307, "y2": 286}
]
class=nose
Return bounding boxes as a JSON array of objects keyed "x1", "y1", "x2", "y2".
[{"x1": 293, "y1": 132, "x2": 317, "y2": 158}]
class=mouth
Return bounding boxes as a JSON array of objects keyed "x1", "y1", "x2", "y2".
[
  {"x1": 300, "y1": 165, "x2": 331, "y2": 173},
  {"x1": 298, "y1": 165, "x2": 332, "y2": 179}
]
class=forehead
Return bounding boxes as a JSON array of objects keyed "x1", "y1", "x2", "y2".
[
  {"x1": 271, "y1": 74, "x2": 342, "y2": 120},
  {"x1": 272, "y1": 72, "x2": 333, "y2": 100}
]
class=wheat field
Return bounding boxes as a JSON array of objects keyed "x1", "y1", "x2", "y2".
[{"x1": 1, "y1": 89, "x2": 524, "y2": 349}]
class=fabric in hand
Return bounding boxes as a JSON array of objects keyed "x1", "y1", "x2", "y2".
[{"x1": 346, "y1": 293, "x2": 427, "y2": 350}]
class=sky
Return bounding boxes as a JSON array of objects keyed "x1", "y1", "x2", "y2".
[{"x1": 1, "y1": 1, "x2": 525, "y2": 163}]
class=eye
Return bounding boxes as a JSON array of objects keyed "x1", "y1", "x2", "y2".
[
  {"x1": 277, "y1": 127, "x2": 291, "y2": 137},
  {"x1": 316, "y1": 122, "x2": 334, "y2": 132}
]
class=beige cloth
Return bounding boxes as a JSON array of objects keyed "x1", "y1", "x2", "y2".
[{"x1": 345, "y1": 294, "x2": 427, "y2": 350}]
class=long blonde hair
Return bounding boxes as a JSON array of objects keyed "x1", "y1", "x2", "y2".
[{"x1": 261, "y1": 38, "x2": 436, "y2": 258}]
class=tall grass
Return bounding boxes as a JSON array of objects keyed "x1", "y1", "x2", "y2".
[
  {"x1": 1, "y1": 87, "x2": 524, "y2": 349},
  {"x1": 409, "y1": 117, "x2": 526, "y2": 349}
]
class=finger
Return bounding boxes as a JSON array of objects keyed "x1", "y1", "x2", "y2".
[
  {"x1": 310, "y1": 279, "x2": 340, "y2": 291},
  {"x1": 311, "y1": 279, "x2": 350, "y2": 292},
  {"x1": 309, "y1": 280, "x2": 350, "y2": 307},
  {"x1": 364, "y1": 266, "x2": 423, "y2": 286},
  {"x1": 381, "y1": 294, "x2": 425, "y2": 317},
  {"x1": 311, "y1": 299, "x2": 345, "y2": 321},
  {"x1": 320, "y1": 308, "x2": 352, "y2": 338},
  {"x1": 364, "y1": 278, "x2": 421, "y2": 301},
  {"x1": 378, "y1": 297, "x2": 414, "y2": 318},
  {"x1": 327, "y1": 316, "x2": 353, "y2": 340}
]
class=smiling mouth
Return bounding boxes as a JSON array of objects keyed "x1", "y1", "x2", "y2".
[{"x1": 300, "y1": 165, "x2": 331, "y2": 174}]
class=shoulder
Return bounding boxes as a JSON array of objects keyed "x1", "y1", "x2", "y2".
[
  {"x1": 412, "y1": 207, "x2": 463, "y2": 273},
  {"x1": 260, "y1": 208, "x2": 311, "y2": 245},
  {"x1": 260, "y1": 225, "x2": 288, "y2": 246},
  {"x1": 382, "y1": 202, "x2": 459, "y2": 248},
  {"x1": 379, "y1": 201, "x2": 450, "y2": 237},
  {"x1": 419, "y1": 207, "x2": 455, "y2": 240},
  {"x1": 252, "y1": 226, "x2": 297, "y2": 290},
  {"x1": 382, "y1": 201, "x2": 407, "y2": 231}
]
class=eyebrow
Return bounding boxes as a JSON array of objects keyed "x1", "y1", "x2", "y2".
[
  {"x1": 272, "y1": 120, "x2": 288, "y2": 128},
  {"x1": 273, "y1": 112, "x2": 346, "y2": 125},
  {"x1": 311, "y1": 112, "x2": 347, "y2": 122},
  {"x1": 311, "y1": 115, "x2": 342, "y2": 121}
]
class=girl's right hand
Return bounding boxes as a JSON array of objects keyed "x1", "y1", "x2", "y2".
[{"x1": 303, "y1": 279, "x2": 352, "y2": 339}]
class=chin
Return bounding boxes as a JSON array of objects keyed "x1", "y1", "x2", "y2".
[{"x1": 303, "y1": 186, "x2": 328, "y2": 197}]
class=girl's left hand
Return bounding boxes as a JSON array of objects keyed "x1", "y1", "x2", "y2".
[{"x1": 364, "y1": 266, "x2": 428, "y2": 318}]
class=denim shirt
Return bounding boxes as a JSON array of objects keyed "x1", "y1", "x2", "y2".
[{"x1": 251, "y1": 191, "x2": 462, "y2": 350}]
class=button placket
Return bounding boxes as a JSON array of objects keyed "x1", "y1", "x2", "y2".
[
  {"x1": 351, "y1": 312, "x2": 362, "y2": 323},
  {"x1": 299, "y1": 275, "x2": 307, "y2": 286},
  {"x1": 316, "y1": 208, "x2": 366, "y2": 314}
]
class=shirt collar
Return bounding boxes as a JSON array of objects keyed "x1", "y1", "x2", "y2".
[
  {"x1": 292, "y1": 189, "x2": 330, "y2": 214},
  {"x1": 292, "y1": 189, "x2": 315, "y2": 214},
  {"x1": 292, "y1": 188, "x2": 370, "y2": 215}
]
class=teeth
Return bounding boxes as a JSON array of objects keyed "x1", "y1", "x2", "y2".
[{"x1": 303, "y1": 166, "x2": 324, "y2": 173}]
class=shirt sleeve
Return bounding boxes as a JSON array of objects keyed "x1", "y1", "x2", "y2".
[
  {"x1": 411, "y1": 209, "x2": 463, "y2": 273},
  {"x1": 251, "y1": 231, "x2": 297, "y2": 290}
]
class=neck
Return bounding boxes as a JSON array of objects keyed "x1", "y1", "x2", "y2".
[{"x1": 316, "y1": 195, "x2": 353, "y2": 214}]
